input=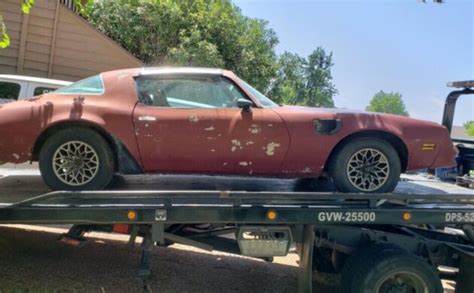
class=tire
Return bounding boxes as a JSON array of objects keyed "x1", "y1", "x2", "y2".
[
  {"x1": 39, "y1": 127, "x2": 115, "y2": 191},
  {"x1": 328, "y1": 137, "x2": 401, "y2": 193},
  {"x1": 341, "y1": 243, "x2": 443, "y2": 293}
]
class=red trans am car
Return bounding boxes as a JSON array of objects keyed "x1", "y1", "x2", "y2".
[{"x1": 0, "y1": 67, "x2": 456, "y2": 192}]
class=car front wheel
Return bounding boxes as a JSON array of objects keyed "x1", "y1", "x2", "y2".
[
  {"x1": 39, "y1": 127, "x2": 115, "y2": 191},
  {"x1": 329, "y1": 137, "x2": 401, "y2": 193}
]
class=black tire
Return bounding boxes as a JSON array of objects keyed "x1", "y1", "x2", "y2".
[
  {"x1": 341, "y1": 243, "x2": 443, "y2": 293},
  {"x1": 39, "y1": 127, "x2": 115, "y2": 191},
  {"x1": 328, "y1": 137, "x2": 401, "y2": 193}
]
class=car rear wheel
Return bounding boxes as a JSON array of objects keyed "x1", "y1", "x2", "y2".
[
  {"x1": 329, "y1": 137, "x2": 401, "y2": 193},
  {"x1": 39, "y1": 127, "x2": 115, "y2": 191}
]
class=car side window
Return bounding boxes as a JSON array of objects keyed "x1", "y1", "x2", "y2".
[
  {"x1": 54, "y1": 75, "x2": 104, "y2": 95},
  {"x1": 0, "y1": 82, "x2": 21, "y2": 100},
  {"x1": 33, "y1": 86, "x2": 56, "y2": 96},
  {"x1": 135, "y1": 76, "x2": 248, "y2": 108}
]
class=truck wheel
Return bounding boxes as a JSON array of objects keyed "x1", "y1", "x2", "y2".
[
  {"x1": 39, "y1": 127, "x2": 115, "y2": 191},
  {"x1": 329, "y1": 137, "x2": 401, "y2": 193},
  {"x1": 341, "y1": 244, "x2": 443, "y2": 293}
]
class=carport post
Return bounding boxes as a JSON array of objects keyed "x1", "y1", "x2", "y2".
[{"x1": 298, "y1": 224, "x2": 315, "y2": 293}]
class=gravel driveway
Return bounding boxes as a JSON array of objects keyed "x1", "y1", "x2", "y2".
[{"x1": 0, "y1": 225, "x2": 326, "y2": 293}]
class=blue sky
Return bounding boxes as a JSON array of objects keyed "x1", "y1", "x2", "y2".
[{"x1": 234, "y1": 0, "x2": 473, "y2": 125}]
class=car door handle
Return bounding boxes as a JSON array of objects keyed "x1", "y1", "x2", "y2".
[{"x1": 138, "y1": 116, "x2": 157, "y2": 122}]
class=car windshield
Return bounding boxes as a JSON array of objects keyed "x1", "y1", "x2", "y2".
[{"x1": 237, "y1": 78, "x2": 278, "y2": 108}]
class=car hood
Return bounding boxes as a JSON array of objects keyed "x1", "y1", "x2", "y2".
[{"x1": 272, "y1": 105, "x2": 442, "y2": 127}]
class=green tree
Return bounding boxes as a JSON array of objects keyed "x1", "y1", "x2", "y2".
[
  {"x1": 268, "y1": 47, "x2": 337, "y2": 107},
  {"x1": 87, "y1": 0, "x2": 278, "y2": 91},
  {"x1": 464, "y1": 121, "x2": 474, "y2": 136},
  {"x1": 366, "y1": 91, "x2": 409, "y2": 116}
]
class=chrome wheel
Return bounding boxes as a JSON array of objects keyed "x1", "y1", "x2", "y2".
[
  {"x1": 52, "y1": 141, "x2": 99, "y2": 186},
  {"x1": 346, "y1": 148, "x2": 390, "y2": 192},
  {"x1": 376, "y1": 271, "x2": 429, "y2": 293}
]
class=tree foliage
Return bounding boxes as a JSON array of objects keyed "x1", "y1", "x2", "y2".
[
  {"x1": 464, "y1": 120, "x2": 474, "y2": 137},
  {"x1": 268, "y1": 48, "x2": 337, "y2": 107},
  {"x1": 366, "y1": 91, "x2": 409, "y2": 116},
  {"x1": 0, "y1": 16, "x2": 10, "y2": 49},
  {"x1": 0, "y1": 0, "x2": 338, "y2": 105},
  {"x1": 87, "y1": 0, "x2": 279, "y2": 91}
]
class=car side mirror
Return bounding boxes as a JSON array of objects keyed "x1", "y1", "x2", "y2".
[{"x1": 237, "y1": 98, "x2": 253, "y2": 112}]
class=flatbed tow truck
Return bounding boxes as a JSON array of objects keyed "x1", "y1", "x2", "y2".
[{"x1": 0, "y1": 81, "x2": 473, "y2": 293}]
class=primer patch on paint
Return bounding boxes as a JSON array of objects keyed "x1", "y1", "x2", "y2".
[
  {"x1": 189, "y1": 115, "x2": 199, "y2": 123},
  {"x1": 12, "y1": 153, "x2": 20, "y2": 160},
  {"x1": 263, "y1": 142, "x2": 280, "y2": 156},
  {"x1": 302, "y1": 167, "x2": 312, "y2": 173},
  {"x1": 210, "y1": 149, "x2": 216, "y2": 152},
  {"x1": 248, "y1": 124, "x2": 261, "y2": 134},
  {"x1": 231, "y1": 140, "x2": 243, "y2": 152},
  {"x1": 204, "y1": 126, "x2": 215, "y2": 131},
  {"x1": 245, "y1": 141, "x2": 254, "y2": 145},
  {"x1": 239, "y1": 161, "x2": 253, "y2": 166}
]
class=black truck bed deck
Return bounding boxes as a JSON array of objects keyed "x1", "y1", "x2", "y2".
[{"x1": 0, "y1": 170, "x2": 473, "y2": 292}]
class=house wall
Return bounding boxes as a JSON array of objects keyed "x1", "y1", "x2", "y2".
[{"x1": 0, "y1": 0, "x2": 143, "y2": 81}]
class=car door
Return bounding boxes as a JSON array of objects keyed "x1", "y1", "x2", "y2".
[
  {"x1": 219, "y1": 105, "x2": 290, "y2": 176},
  {"x1": 132, "y1": 74, "x2": 289, "y2": 175}
]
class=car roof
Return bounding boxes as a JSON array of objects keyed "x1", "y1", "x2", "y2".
[
  {"x1": 138, "y1": 67, "x2": 224, "y2": 76},
  {"x1": 0, "y1": 74, "x2": 72, "y2": 86}
]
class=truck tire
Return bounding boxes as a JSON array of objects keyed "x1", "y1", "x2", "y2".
[
  {"x1": 39, "y1": 127, "x2": 115, "y2": 191},
  {"x1": 341, "y1": 243, "x2": 442, "y2": 293},
  {"x1": 328, "y1": 137, "x2": 401, "y2": 193}
]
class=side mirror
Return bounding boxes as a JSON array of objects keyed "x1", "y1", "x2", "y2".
[{"x1": 237, "y1": 98, "x2": 253, "y2": 112}]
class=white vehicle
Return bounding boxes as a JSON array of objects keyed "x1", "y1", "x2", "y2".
[{"x1": 0, "y1": 75, "x2": 72, "y2": 104}]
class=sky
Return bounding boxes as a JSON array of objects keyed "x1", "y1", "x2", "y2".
[{"x1": 234, "y1": 0, "x2": 473, "y2": 126}]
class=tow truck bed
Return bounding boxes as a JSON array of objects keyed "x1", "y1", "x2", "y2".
[{"x1": 0, "y1": 170, "x2": 473, "y2": 292}]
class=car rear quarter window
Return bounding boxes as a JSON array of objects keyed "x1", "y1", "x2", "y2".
[
  {"x1": 54, "y1": 75, "x2": 104, "y2": 95},
  {"x1": 0, "y1": 81, "x2": 21, "y2": 100},
  {"x1": 135, "y1": 77, "x2": 246, "y2": 108},
  {"x1": 33, "y1": 86, "x2": 56, "y2": 96}
]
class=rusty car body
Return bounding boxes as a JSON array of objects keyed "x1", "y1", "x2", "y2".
[{"x1": 0, "y1": 67, "x2": 457, "y2": 192}]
